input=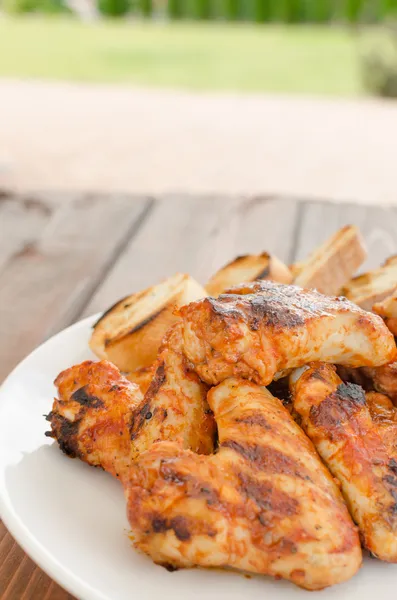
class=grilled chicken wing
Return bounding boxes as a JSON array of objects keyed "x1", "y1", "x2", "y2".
[
  {"x1": 178, "y1": 281, "x2": 395, "y2": 386},
  {"x1": 126, "y1": 365, "x2": 155, "y2": 395},
  {"x1": 47, "y1": 359, "x2": 142, "y2": 478},
  {"x1": 128, "y1": 323, "x2": 215, "y2": 461},
  {"x1": 338, "y1": 362, "x2": 397, "y2": 406},
  {"x1": 290, "y1": 362, "x2": 397, "y2": 562},
  {"x1": 47, "y1": 324, "x2": 215, "y2": 478},
  {"x1": 126, "y1": 377, "x2": 361, "y2": 590}
]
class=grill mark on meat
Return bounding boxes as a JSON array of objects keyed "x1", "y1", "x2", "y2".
[
  {"x1": 234, "y1": 414, "x2": 272, "y2": 430},
  {"x1": 71, "y1": 386, "x2": 104, "y2": 409},
  {"x1": 190, "y1": 280, "x2": 364, "y2": 337},
  {"x1": 130, "y1": 363, "x2": 166, "y2": 440},
  {"x1": 383, "y1": 473, "x2": 397, "y2": 514},
  {"x1": 238, "y1": 471, "x2": 299, "y2": 516},
  {"x1": 310, "y1": 383, "x2": 366, "y2": 429},
  {"x1": 159, "y1": 464, "x2": 221, "y2": 507},
  {"x1": 221, "y1": 440, "x2": 308, "y2": 480},
  {"x1": 336, "y1": 383, "x2": 366, "y2": 404},
  {"x1": 389, "y1": 458, "x2": 397, "y2": 475},
  {"x1": 46, "y1": 414, "x2": 81, "y2": 458},
  {"x1": 150, "y1": 514, "x2": 215, "y2": 542}
]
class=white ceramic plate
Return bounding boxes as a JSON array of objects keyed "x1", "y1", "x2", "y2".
[{"x1": 0, "y1": 316, "x2": 396, "y2": 600}]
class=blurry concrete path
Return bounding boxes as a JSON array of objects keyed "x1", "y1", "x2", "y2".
[{"x1": 0, "y1": 79, "x2": 396, "y2": 205}]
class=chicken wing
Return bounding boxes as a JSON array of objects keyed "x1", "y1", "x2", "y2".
[
  {"x1": 290, "y1": 362, "x2": 397, "y2": 562},
  {"x1": 46, "y1": 324, "x2": 215, "y2": 479},
  {"x1": 178, "y1": 280, "x2": 395, "y2": 386},
  {"x1": 338, "y1": 362, "x2": 397, "y2": 406},
  {"x1": 46, "y1": 359, "x2": 143, "y2": 478},
  {"x1": 373, "y1": 289, "x2": 397, "y2": 336},
  {"x1": 126, "y1": 365, "x2": 155, "y2": 395},
  {"x1": 126, "y1": 378, "x2": 361, "y2": 590}
]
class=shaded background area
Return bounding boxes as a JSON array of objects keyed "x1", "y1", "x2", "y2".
[{"x1": 0, "y1": 1, "x2": 397, "y2": 203}]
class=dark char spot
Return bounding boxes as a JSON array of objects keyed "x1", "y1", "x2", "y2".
[{"x1": 71, "y1": 386, "x2": 104, "y2": 409}]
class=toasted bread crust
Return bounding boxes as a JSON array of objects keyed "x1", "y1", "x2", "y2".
[
  {"x1": 90, "y1": 273, "x2": 207, "y2": 372},
  {"x1": 206, "y1": 253, "x2": 292, "y2": 297},
  {"x1": 293, "y1": 225, "x2": 367, "y2": 295},
  {"x1": 343, "y1": 255, "x2": 397, "y2": 311}
]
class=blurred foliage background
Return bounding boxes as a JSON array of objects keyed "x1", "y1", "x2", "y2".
[
  {"x1": 0, "y1": 0, "x2": 396, "y2": 97},
  {"x1": 2, "y1": 0, "x2": 396, "y2": 22}
]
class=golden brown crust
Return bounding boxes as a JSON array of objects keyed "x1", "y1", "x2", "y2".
[
  {"x1": 292, "y1": 225, "x2": 367, "y2": 295},
  {"x1": 126, "y1": 378, "x2": 361, "y2": 590},
  {"x1": 128, "y1": 323, "x2": 215, "y2": 461},
  {"x1": 48, "y1": 325, "x2": 216, "y2": 479},
  {"x1": 89, "y1": 273, "x2": 207, "y2": 372},
  {"x1": 179, "y1": 280, "x2": 396, "y2": 386},
  {"x1": 206, "y1": 253, "x2": 292, "y2": 297},
  {"x1": 342, "y1": 254, "x2": 397, "y2": 310},
  {"x1": 359, "y1": 362, "x2": 397, "y2": 405},
  {"x1": 290, "y1": 362, "x2": 397, "y2": 562},
  {"x1": 47, "y1": 360, "x2": 143, "y2": 478}
]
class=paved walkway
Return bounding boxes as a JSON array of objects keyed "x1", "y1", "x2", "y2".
[{"x1": 1, "y1": 79, "x2": 396, "y2": 205}]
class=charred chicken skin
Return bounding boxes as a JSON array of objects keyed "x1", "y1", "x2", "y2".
[
  {"x1": 47, "y1": 359, "x2": 143, "y2": 478},
  {"x1": 126, "y1": 378, "x2": 361, "y2": 590},
  {"x1": 290, "y1": 362, "x2": 397, "y2": 562},
  {"x1": 46, "y1": 324, "x2": 215, "y2": 478},
  {"x1": 178, "y1": 281, "x2": 395, "y2": 387}
]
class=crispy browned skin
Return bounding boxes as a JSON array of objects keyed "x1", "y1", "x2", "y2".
[
  {"x1": 47, "y1": 324, "x2": 215, "y2": 478},
  {"x1": 126, "y1": 378, "x2": 361, "y2": 590},
  {"x1": 178, "y1": 281, "x2": 396, "y2": 386},
  {"x1": 366, "y1": 391, "x2": 397, "y2": 456},
  {"x1": 47, "y1": 360, "x2": 143, "y2": 478},
  {"x1": 360, "y1": 363, "x2": 397, "y2": 405},
  {"x1": 290, "y1": 363, "x2": 397, "y2": 562},
  {"x1": 339, "y1": 362, "x2": 397, "y2": 406},
  {"x1": 128, "y1": 323, "x2": 215, "y2": 461}
]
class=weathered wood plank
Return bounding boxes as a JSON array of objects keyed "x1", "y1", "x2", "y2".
[
  {"x1": 292, "y1": 201, "x2": 397, "y2": 273},
  {"x1": 233, "y1": 195, "x2": 301, "y2": 264},
  {"x1": 84, "y1": 195, "x2": 299, "y2": 316},
  {"x1": 0, "y1": 194, "x2": 151, "y2": 382},
  {"x1": 19, "y1": 565, "x2": 52, "y2": 600},
  {"x1": 0, "y1": 194, "x2": 153, "y2": 600},
  {"x1": 43, "y1": 580, "x2": 75, "y2": 600},
  {"x1": 1, "y1": 554, "x2": 38, "y2": 600},
  {"x1": 0, "y1": 537, "x2": 27, "y2": 597},
  {"x1": 0, "y1": 195, "x2": 52, "y2": 276}
]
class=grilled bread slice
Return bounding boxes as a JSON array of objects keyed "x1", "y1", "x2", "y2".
[
  {"x1": 206, "y1": 252, "x2": 292, "y2": 297},
  {"x1": 293, "y1": 225, "x2": 367, "y2": 295},
  {"x1": 90, "y1": 273, "x2": 207, "y2": 372},
  {"x1": 343, "y1": 255, "x2": 397, "y2": 311}
]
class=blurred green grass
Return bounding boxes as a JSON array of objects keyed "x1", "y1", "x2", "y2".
[{"x1": 0, "y1": 17, "x2": 362, "y2": 95}]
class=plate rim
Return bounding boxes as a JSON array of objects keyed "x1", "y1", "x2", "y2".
[{"x1": 0, "y1": 313, "x2": 107, "y2": 600}]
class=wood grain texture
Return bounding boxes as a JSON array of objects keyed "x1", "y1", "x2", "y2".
[
  {"x1": 0, "y1": 191, "x2": 150, "y2": 600},
  {"x1": 2, "y1": 193, "x2": 396, "y2": 600},
  {"x1": 293, "y1": 201, "x2": 397, "y2": 274},
  {"x1": 0, "y1": 192, "x2": 151, "y2": 382},
  {"x1": 0, "y1": 195, "x2": 52, "y2": 276},
  {"x1": 84, "y1": 195, "x2": 299, "y2": 316}
]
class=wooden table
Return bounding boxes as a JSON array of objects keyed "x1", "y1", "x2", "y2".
[{"x1": 1, "y1": 191, "x2": 397, "y2": 599}]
